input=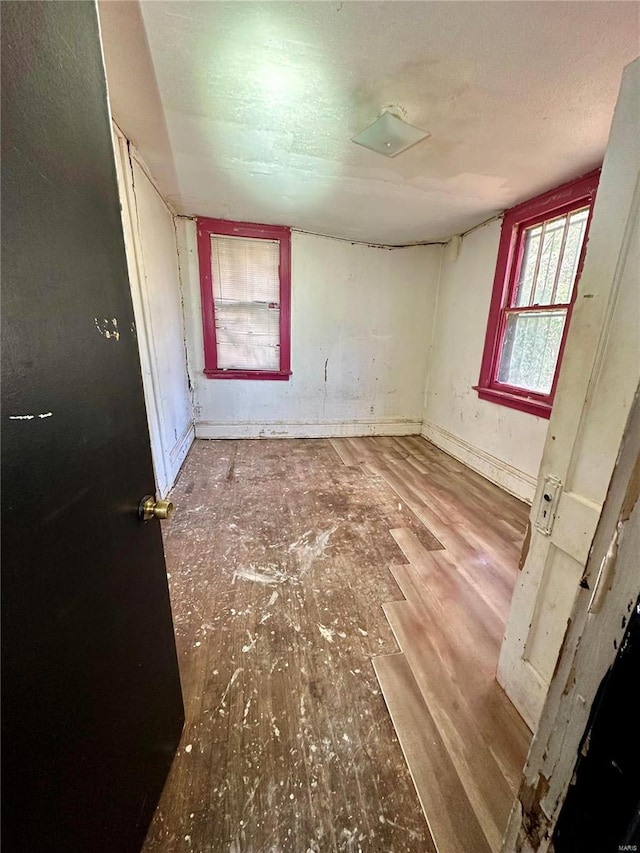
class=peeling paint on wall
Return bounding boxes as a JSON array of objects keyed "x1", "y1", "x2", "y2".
[
  {"x1": 94, "y1": 317, "x2": 120, "y2": 340},
  {"x1": 8, "y1": 412, "x2": 53, "y2": 421}
]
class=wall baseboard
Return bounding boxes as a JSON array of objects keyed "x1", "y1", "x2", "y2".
[
  {"x1": 195, "y1": 420, "x2": 422, "y2": 440},
  {"x1": 164, "y1": 421, "x2": 195, "y2": 495},
  {"x1": 185, "y1": 418, "x2": 535, "y2": 500},
  {"x1": 421, "y1": 420, "x2": 537, "y2": 503}
]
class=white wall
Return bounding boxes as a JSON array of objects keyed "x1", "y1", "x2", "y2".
[
  {"x1": 422, "y1": 221, "x2": 548, "y2": 502},
  {"x1": 177, "y1": 222, "x2": 442, "y2": 438},
  {"x1": 113, "y1": 129, "x2": 193, "y2": 495}
]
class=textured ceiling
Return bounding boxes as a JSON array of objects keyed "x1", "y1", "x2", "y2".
[{"x1": 99, "y1": 1, "x2": 639, "y2": 244}]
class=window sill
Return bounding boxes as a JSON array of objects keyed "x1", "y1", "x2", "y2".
[
  {"x1": 473, "y1": 385, "x2": 552, "y2": 419},
  {"x1": 204, "y1": 368, "x2": 292, "y2": 381}
]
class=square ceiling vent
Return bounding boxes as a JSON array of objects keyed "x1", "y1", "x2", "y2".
[{"x1": 351, "y1": 110, "x2": 430, "y2": 158}]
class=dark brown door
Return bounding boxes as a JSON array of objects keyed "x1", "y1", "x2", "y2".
[{"x1": 1, "y1": 3, "x2": 184, "y2": 851}]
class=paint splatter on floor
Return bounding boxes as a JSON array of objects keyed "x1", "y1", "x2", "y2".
[{"x1": 142, "y1": 438, "x2": 440, "y2": 853}]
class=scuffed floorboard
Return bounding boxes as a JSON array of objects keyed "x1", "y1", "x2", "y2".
[{"x1": 142, "y1": 438, "x2": 441, "y2": 853}]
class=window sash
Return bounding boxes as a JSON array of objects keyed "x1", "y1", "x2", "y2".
[
  {"x1": 474, "y1": 170, "x2": 599, "y2": 417},
  {"x1": 496, "y1": 307, "x2": 568, "y2": 396},
  {"x1": 511, "y1": 207, "x2": 589, "y2": 311},
  {"x1": 214, "y1": 301, "x2": 281, "y2": 371}
]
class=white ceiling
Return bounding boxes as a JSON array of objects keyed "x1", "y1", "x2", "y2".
[{"x1": 99, "y1": 1, "x2": 639, "y2": 244}]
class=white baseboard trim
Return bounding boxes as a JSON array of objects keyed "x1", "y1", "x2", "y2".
[
  {"x1": 195, "y1": 420, "x2": 422, "y2": 440},
  {"x1": 165, "y1": 421, "x2": 195, "y2": 491},
  {"x1": 421, "y1": 420, "x2": 537, "y2": 503}
]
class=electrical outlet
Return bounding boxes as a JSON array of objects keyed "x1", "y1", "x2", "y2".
[{"x1": 534, "y1": 475, "x2": 562, "y2": 535}]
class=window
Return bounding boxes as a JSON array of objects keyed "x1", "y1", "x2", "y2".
[
  {"x1": 197, "y1": 218, "x2": 292, "y2": 380},
  {"x1": 475, "y1": 170, "x2": 599, "y2": 418}
]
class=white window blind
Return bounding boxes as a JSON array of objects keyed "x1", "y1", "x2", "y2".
[{"x1": 210, "y1": 234, "x2": 281, "y2": 371}]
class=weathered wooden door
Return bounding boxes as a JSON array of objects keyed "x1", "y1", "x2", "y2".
[
  {"x1": 497, "y1": 58, "x2": 640, "y2": 731},
  {"x1": 1, "y1": 3, "x2": 184, "y2": 851}
]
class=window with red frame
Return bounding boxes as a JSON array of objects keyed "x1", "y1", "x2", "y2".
[
  {"x1": 197, "y1": 218, "x2": 292, "y2": 380},
  {"x1": 475, "y1": 170, "x2": 599, "y2": 418}
]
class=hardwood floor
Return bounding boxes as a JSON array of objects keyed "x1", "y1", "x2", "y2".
[
  {"x1": 331, "y1": 436, "x2": 532, "y2": 853},
  {"x1": 371, "y1": 653, "x2": 492, "y2": 853},
  {"x1": 143, "y1": 438, "x2": 441, "y2": 853},
  {"x1": 143, "y1": 436, "x2": 531, "y2": 853}
]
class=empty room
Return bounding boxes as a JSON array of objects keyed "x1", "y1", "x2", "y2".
[{"x1": 2, "y1": 2, "x2": 639, "y2": 853}]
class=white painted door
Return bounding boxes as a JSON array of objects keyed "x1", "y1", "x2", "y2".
[
  {"x1": 497, "y1": 58, "x2": 640, "y2": 732},
  {"x1": 503, "y1": 382, "x2": 640, "y2": 853},
  {"x1": 112, "y1": 124, "x2": 194, "y2": 497}
]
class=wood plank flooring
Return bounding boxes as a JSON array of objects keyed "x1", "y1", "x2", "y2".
[
  {"x1": 372, "y1": 653, "x2": 492, "y2": 853},
  {"x1": 143, "y1": 435, "x2": 531, "y2": 853},
  {"x1": 143, "y1": 438, "x2": 442, "y2": 853},
  {"x1": 330, "y1": 436, "x2": 532, "y2": 853}
]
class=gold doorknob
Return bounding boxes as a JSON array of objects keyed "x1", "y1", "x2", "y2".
[{"x1": 139, "y1": 495, "x2": 174, "y2": 521}]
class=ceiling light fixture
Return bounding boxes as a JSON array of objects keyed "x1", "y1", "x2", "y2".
[{"x1": 351, "y1": 106, "x2": 430, "y2": 158}]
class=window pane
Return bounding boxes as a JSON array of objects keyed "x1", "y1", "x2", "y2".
[
  {"x1": 210, "y1": 234, "x2": 281, "y2": 371},
  {"x1": 514, "y1": 207, "x2": 589, "y2": 309},
  {"x1": 215, "y1": 302, "x2": 280, "y2": 370},
  {"x1": 554, "y1": 208, "x2": 588, "y2": 304},
  {"x1": 497, "y1": 309, "x2": 567, "y2": 395},
  {"x1": 211, "y1": 235, "x2": 280, "y2": 304},
  {"x1": 530, "y1": 216, "x2": 566, "y2": 305},
  {"x1": 514, "y1": 225, "x2": 542, "y2": 306}
]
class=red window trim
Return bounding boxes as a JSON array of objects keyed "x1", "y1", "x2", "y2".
[
  {"x1": 196, "y1": 217, "x2": 292, "y2": 381},
  {"x1": 474, "y1": 169, "x2": 600, "y2": 418}
]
